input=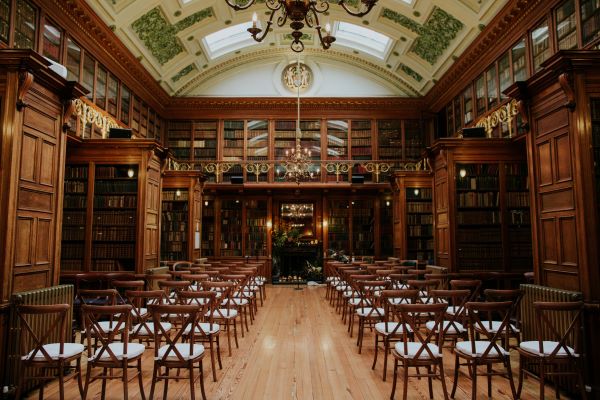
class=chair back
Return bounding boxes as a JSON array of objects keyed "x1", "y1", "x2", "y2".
[
  {"x1": 533, "y1": 301, "x2": 584, "y2": 359},
  {"x1": 397, "y1": 302, "x2": 448, "y2": 358},
  {"x1": 450, "y1": 279, "x2": 482, "y2": 302},
  {"x1": 380, "y1": 289, "x2": 419, "y2": 334},
  {"x1": 430, "y1": 289, "x2": 471, "y2": 333},
  {"x1": 81, "y1": 304, "x2": 133, "y2": 363},
  {"x1": 158, "y1": 280, "x2": 191, "y2": 302},
  {"x1": 177, "y1": 291, "x2": 218, "y2": 332},
  {"x1": 17, "y1": 304, "x2": 70, "y2": 363},
  {"x1": 465, "y1": 301, "x2": 513, "y2": 358},
  {"x1": 149, "y1": 304, "x2": 201, "y2": 364},
  {"x1": 172, "y1": 261, "x2": 192, "y2": 271}
]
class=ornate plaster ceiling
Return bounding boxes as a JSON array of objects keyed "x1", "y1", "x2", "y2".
[{"x1": 85, "y1": 0, "x2": 509, "y2": 97}]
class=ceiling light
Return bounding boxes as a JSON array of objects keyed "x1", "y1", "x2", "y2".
[{"x1": 225, "y1": 0, "x2": 380, "y2": 52}]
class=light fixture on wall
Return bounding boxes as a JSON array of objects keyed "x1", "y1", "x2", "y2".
[
  {"x1": 127, "y1": 168, "x2": 135, "y2": 178},
  {"x1": 459, "y1": 168, "x2": 467, "y2": 178},
  {"x1": 225, "y1": 0, "x2": 379, "y2": 52},
  {"x1": 282, "y1": 58, "x2": 314, "y2": 184}
]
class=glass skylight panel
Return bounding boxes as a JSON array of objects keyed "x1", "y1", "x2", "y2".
[
  {"x1": 203, "y1": 22, "x2": 258, "y2": 59},
  {"x1": 334, "y1": 22, "x2": 391, "y2": 59}
]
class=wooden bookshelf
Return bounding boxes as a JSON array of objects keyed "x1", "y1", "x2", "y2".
[
  {"x1": 92, "y1": 165, "x2": 138, "y2": 272},
  {"x1": 246, "y1": 199, "x2": 268, "y2": 257},
  {"x1": 202, "y1": 198, "x2": 215, "y2": 257},
  {"x1": 220, "y1": 199, "x2": 243, "y2": 256},
  {"x1": 326, "y1": 120, "x2": 349, "y2": 182},
  {"x1": 223, "y1": 120, "x2": 245, "y2": 183},
  {"x1": 406, "y1": 187, "x2": 434, "y2": 262},
  {"x1": 327, "y1": 199, "x2": 350, "y2": 253},
  {"x1": 351, "y1": 120, "x2": 372, "y2": 180},
  {"x1": 505, "y1": 163, "x2": 533, "y2": 271},
  {"x1": 377, "y1": 120, "x2": 402, "y2": 161},
  {"x1": 161, "y1": 171, "x2": 204, "y2": 262},
  {"x1": 61, "y1": 165, "x2": 89, "y2": 272},
  {"x1": 531, "y1": 21, "x2": 551, "y2": 73},
  {"x1": 62, "y1": 139, "x2": 165, "y2": 274},
  {"x1": 274, "y1": 120, "x2": 296, "y2": 182},
  {"x1": 556, "y1": 0, "x2": 578, "y2": 50},
  {"x1": 581, "y1": 0, "x2": 600, "y2": 45},
  {"x1": 167, "y1": 121, "x2": 192, "y2": 160},
  {"x1": 352, "y1": 199, "x2": 374, "y2": 256},
  {"x1": 511, "y1": 39, "x2": 527, "y2": 82},
  {"x1": 193, "y1": 120, "x2": 218, "y2": 160},
  {"x1": 247, "y1": 120, "x2": 269, "y2": 182},
  {"x1": 380, "y1": 196, "x2": 394, "y2": 257},
  {"x1": 455, "y1": 163, "x2": 503, "y2": 270},
  {"x1": 404, "y1": 120, "x2": 425, "y2": 160}
]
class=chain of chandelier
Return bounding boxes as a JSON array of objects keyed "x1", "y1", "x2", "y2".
[{"x1": 224, "y1": 0, "x2": 379, "y2": 52}]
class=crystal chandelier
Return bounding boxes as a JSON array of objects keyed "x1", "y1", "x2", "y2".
[
  {"x1": 224, "y1": 0, "x2": 379, "y2": 52},
  {"x1": 282, "y1": 58, "x2": 313, "y2": 184}
]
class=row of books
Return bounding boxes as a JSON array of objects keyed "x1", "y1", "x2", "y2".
[
  {"x1": 220, "y1": 240, "x2": 242, "y2": 250},
  {"x1": 223, "y1": 121, "x2": 244, "y2": 129},
  {"x1": 65, "y1": 181, "x2": 86, "y2": 193},
  {"x1": 94, "y1": 195, "x2": 137, "y2": 208},
  {"x1": 161, "y1": 218, "x2": 188, "y2": 229},
  {"x1": 194, "y1": 140, "x2": 216, "y2": 147},
  {"x1": 507, "y1": 192, "x2": 529, "y2": 207},
  {"x1": 351, "y1": 147, "x2": 372, "y2": 156},
  {"x1": 457, "y1": 210, "x2": 500, "y2": 225},
  {"x1": 93, "y1": 211, "x2": 136, "y2": 225},
  {"x1": 172, "y1": 149, "x2": 190, "y2": 158},
  {"x1": 351, "y1": 129, "x2": 372, "y2": 138},
  {"x1": 407, "y1": 224, "x2": 433, "y2": 236},
  {"x1": 407, "y1": 188, "x2": 433, "y2": 200},
  {"x1": 379, "y1": 148, "x2": 402, "y2": 158},
  {"x1": 62, "y1": 227, "x2": 85, "y2": 241},
  {"x1": 456, "y1": 177, "x2": 499, "y2": 190},
  {"x1": 224, "y1": 130, "x2": 244, "y2": 139},
  {"x1": 65, "y1": 166, "x2": 88, "y2": 179},
  {"x1": 407, "y1": 214, "x2": 433, "y2": 225},
  {"x1": 96, "y1": 166, "x2": 135, "y2": 179},
  {"x1": 61, "y1": 244, "x2": 84, "y2": 259},
  {"x1": 194, "y1": 130, "x2": 217, "y2": 139},
  {"x1": 275, "y1": 121, "x2": 321, "y2": 130},
  {"x1": 457, "y1": 191, "x2": 499, "y2": 208},
  {"x1": 92, "y1": 244, "x2": 135, "y2": 259},
  {"x1": 92, "y1": 260, "x2": 134, "y2": 272},
  {"x1": 457, "y1": 244, "x2": 503, "y2": 259},
  {"x1": 163, "y1": 231, "x2": 187, "y2": 242},
  {"x1": 407, "y1": 202, "x2": 432, "y2": 213},
  {"x1": 92, "y1": 226, "x2": 135, "y2": 241},
  {"x1": 194, "y1": 149, "x2": 217, "y2": 157},
  {"x1": 407, "y1": 238, "x2": 434, "y2": 250},
  {"x1": 163, "y1": 191, "x2": 189, "y2": 202},
  {"x1": 168, "y1": 140, "x2": 191, "y2": 147},
  {"x1": 168, "y1": 122, "x2": 191, "y2": 130},
  {"x1": 95, "y1": 181, "x2": 137, "y2": 193},
  {"x1": 352, "y1": 138, "x2": 372, "y2": 147},
  {"x1": 64, "y1": 195, "x2": 87, "y2": 209},
  {"x1": 61, "y1": 260, "x2": 82, "y2": 271},
  {"x1": 457, "y1": 227, "x2": 502, "y2": 243},
  {"x1": 63, "y1": 211, "x2": 86, "y2": 225},
  {"x1": 167, "y1": 129, "x2": 191, "y2": 139},
  {"x1": 194, "y1": 122, "x2": 217, "y2": 130}
]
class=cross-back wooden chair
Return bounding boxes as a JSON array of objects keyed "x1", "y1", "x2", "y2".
[
  {"x1": 81, "y1": 304, "x2": 145, "y2": 400},
  {"x1": 355, "y1": 280, "x2": 391, "y2": 354},
  {"x1": 15, "y1": 304, "x2": 84, "y2": 400},
  {"x1": 181, "y1": 274, "x2": 210, "y2": 291},
  {"x1": 149, "y1": 304, "x2": 207, "y2": 400},
  {"x1": 372, "y1": 289, "x2": 419, "y2": 381},
  {"x1": 144, "y1": 273, "x2": 171, "y2": 291},
  {"x1": 220, "y1": 273, "x2": 252, "y2": 333},
  {"x1": 451, "y1": 300, "x2": 517, "y2": 400},
  {"x1": 389, "y1": 274, "x2": 417, "y2": 290},
  {"x1": 516, "y1": 301, "x2": 586, "y2": 400},
  {"x1": 76, "y1": 289, "x2": 119, "y2": 345},
  {"x1": 480, "y1": 288, "x2": 523, "y2": 349},
  {"x1": 178, "y1": 290, "x2": 222, "y2": 382},
  {"x1": 172, "y1": 261, "x2": 193, "y2": 271},
  {"x1": 202, "y1": 281, "x2": 239, "y2": 356},
  {"x1": 429, "y1": 289, "x2": 471, "y2": 349},
  {"x1": 111, "y1": 280, "x2": 145, "y2": 305},
  {"x1": 125, "y1": 290, "x2": 169, "y2": 347},
  {"x1": 390, "y1": 302, "x2": 449, "y2": 400},
  {"x1": 344, "y1": 274, "x2": 377, "y2": 329}
]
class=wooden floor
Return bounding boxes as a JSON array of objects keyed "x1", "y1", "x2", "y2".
[{"x1": 29, "y1": 285, "x2": 565, "y2": 399}]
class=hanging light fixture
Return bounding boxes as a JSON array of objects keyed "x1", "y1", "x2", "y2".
[
  {"x1": 225, "y1": 0, "x2": 379, "y2": 52},
  {"x1": 282, "y1": 58, "x2": 313, "y2": 184}
]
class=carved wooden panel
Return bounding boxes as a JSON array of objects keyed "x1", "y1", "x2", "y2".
[{"x1": 144, "y1": 159, "x2": 161, "y2": 269}]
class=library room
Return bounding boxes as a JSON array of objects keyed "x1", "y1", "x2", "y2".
[{"x1": 0, "y1": 0, "x2": 599, "y2": 399}]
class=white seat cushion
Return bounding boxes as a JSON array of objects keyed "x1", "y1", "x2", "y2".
[
  {"x1": 425, "y1": 320, "x2": 466, "y2": 334},
  {"x1": 91, "y1": 342, "x2": 145, "y2": 361},
  {"x1": 83, "y1": 320, "x2": 125, "y2": 334},
  {"x1": 394, "y1": 342, "x2": 441, "y2": 359},
  {"x1": 183, "y1": 323, "x2": 220, "y2": 335},
  {"x1": 209, "y1": 309, "x2": 238, "y2": 319},
  {"x1": 157, "y1": 343, "x2": 204, "y2": 361},
  {"x1": 223, "y1": 298, "x2": 249, "y2": 306},
  {"x1": 375, "y1": 322, "x2": 411, "y2": 335},
  {"x1": 455, "y1": 341, "x2": 508, "y2": 357},
  {"x1": 389, "y1": 297, "x2": 413, "y2": 305},
  {"x1": 348, "y1": 298, "x2": 369, "y2": 306},
  {"x1": 356, "y1": 307, "x2": 384, "y2": 318},
  {"x1": 131, "y1": 321, "x2": 172, "y2": 336},
  {"x1": 519, "y1": 341, "x2": 578, "y2": 357},
  {"x1": 446, "y1": 305, "x2": 467, "y2": 316},
  {"x1": 23, "y1": 343, "x2": 84, "y2": 361},
  {"x1": 477, "y1": 321, "x2": 519, "y2": 334}
]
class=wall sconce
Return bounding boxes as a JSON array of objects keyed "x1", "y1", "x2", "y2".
[
  {"x1": 459, "y1": 168, "x2": 467, "y2": 178},
  {"x1": 127, "y1": 168, "x2": 135, "y2": 178},
  {"x1": 175, "y1": 189, "x2": 181, "y2": 197},
  {"x1": 204, "y1": 200, "x2": 209, "y2": 206},
  {"x1": 413, "y1": 189, "x2": 420, "y2": 196},
  {"x1": 385, "y1": 200, "x2": 391, "y2": 207},
  {"x1": 323, "y1": 220, "x2": 328, "y2": 228},
  {"x1": 266, "y1": 221, "x2": 272, "y2": 228}
]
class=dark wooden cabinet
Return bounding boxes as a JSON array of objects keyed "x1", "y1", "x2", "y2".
[
  {"x1": 429, "y1": 138, "x2": 532, "y2": 272},
  {"x1": 61, "y1": 139, "x2": 165, "y2": 274},
  {"x1": 161, "y1": 171, "x2": 204, "y2": 262}
]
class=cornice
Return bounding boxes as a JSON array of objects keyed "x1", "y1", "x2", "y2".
[
  {"x1": 424, "y1": 0, "x2": 552, "y2": 112},
  {"x1": 174, "y1": 48, "x2": 421, "y2": 98},
  {"x1": 40, "y1": 0, "x2": 170, "y2": 114}
]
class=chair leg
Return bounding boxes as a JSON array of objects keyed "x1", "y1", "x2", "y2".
[
  {"x1": 390, "y1": 358, "x2": 398, "y2": 400},
  {"x1": 517, "y1": 354, "x2": 524, "y2": 399},
  {"x1": 163, "y1": 367, "x2": 170, "y2": 400},
  {"x1": 199, "y1": 359, "x2": 207, "y2": 400},
  {"x1": 402, "y1": 360, "x2": 409, "y2": 400},
  {"x1": 471, "y1": 361, "x2": 478, "y2": 400},
  {"x1": 76, "y1": 358, "x2": 84, "y2": 397},
  {"x1": 15, "y1": 363, "x2": 24, "y2": 400},
  {"x1": 101, "y1": 367, "x2": 107, "y2": 400},
  {"x1": 225, "y1": 320, "x2": 232, "y2": 356},
  {"x1": 427, "y1": 365, "x2": 434, "y2": 399},
  {"x1": 505, "y1": 356, "x2": 517, "y2": 400},
  {"x1": 122, "y1": 361, "x2": 128, "y2": 400},
  {"x1": 450, "y1": 354, "x2": 459, "y2": 399},
  {"x1": 58, "y1": 361, "x2": 65, "y2": 400},
  {"x1": 577, "y1": 360, "x2": 588, "y2": 400},
  {"x1": 82, "y1": 363, "x2": 92, "y2": 400},
  {"x1": 216, "y1": 335, "x2": 223, "y2": 368},
  {"x1": 189, "y1": 361, "x2": 195, "y2": 400},
  {"x1": 372, "y1": 334, "x2": 379, "y2": 370},
  {"x1": 539, "y1": 361, "x2": 545, "y2": 400},
  {"x1": 439, "y1": 361, "x2": 450, "y2": 400},
  {"x1": 149, "y1": 364, "x2": 158, "y2": 400},
  {"x1": 383, "y1": 339, "x2": 390, "y2": 382},
  {"x1": 487, "y1": 363, "x2": 492, "y2": 397},
  {"x1": 138, "y1": 358, "x2": 146, "y2": 400},
  {"x1": 233, "y1": 319, "x2": 239, "y2": 348},
  {"x1": 209, "y1": 336, "x2": 217, "y2": 382}
]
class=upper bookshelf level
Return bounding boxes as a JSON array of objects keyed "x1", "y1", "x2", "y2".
[{"x1": 166, "y1": 118, "x2": 431, "y2": 184}]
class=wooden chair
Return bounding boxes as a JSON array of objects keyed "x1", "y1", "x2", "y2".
[
  {"x1": 428, "y1": 289, "x2": 471, "y2": 349},
  {"x1": 81, "y1": 304, "x2": 146, "y2": 400},
  {"x1": 202, "y1": 281, "x2": 239, "y2": 356},
  {"x1": 76, "y1": 289, "x2": 119, "y2": 345},
  {"x1": 390, "y1": 302, "x2": 450, "y2": 400},
  {"x1": 172, "y1": 261, "x2": 193, "y2": 271},
  {"x1": 479, "y1": 289, "x2": 523, "y2": 349},
  {"x1": 148, "y1": 304, "x2": 207, "y2": 400},
  {"x1": 15, "y1": 304, "x2": 84, "y2": 400},
  {"x1": 451, "y1": 301, "x2": 517, "y2": 400},
  {"x1": 178, "y1": 290, "x2": 222, "y2": 382},
  {"x1": 516, "y1": 301, "x2": 586, "y2": 400},
  {"x1": 355, "y1": 280, "x2": 391, "y2": 354},
  {"x1": 372, "y1": 289, "x2": 419, "y2": 381},
  {"x1": 126, "y1": 290, "x2": 170, "y2": 347}
]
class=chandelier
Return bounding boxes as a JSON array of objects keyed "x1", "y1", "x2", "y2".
[
  {"x1": 281, "y1": 59, "x2": 313, "y2": 184},
  {"x1": 224, "y1": 0, "x2": 380, "y2": 52},
  {"x1": 281, "y1": 203, "x2": 314, "y2": 219}
]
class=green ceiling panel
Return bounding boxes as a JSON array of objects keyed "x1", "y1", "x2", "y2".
[
  {"x1": 398, "y1": 63, "x2": 423, "y2": 82},
  {"x1": 381, "y1": 7, "x2": 463, "y2": 64},
  {"x1": 172, "y1": 64, "x2": 197, "y2": 83},
  {"x1": 132, "y1": 7, "x2": 213, "y2": 65}
]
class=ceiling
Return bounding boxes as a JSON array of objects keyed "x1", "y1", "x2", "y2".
[{"x1": 86, "y1": 0, "x2": 509, "y2": 97}]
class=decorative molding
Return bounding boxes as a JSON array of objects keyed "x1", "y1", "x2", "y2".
[
  {"x1": 74, "y1": 98, "x2": 121, "y2": 138},
  {"x1": 324, "y1": 162, "x2": 351, "y2": 182},
  {"x1": 398, "y1": 63, "x2": 423, "y2": 82},
  {"x1": 16, "y1": 70, "x2": 34, "y2": 111},
  {"x1": 474, "y1": 99, "x2": 519, "y2": 138},
  {"x1": 558, "y1": 72, "x2": 576, "y2": 110},
  {"x1": 381, "y1": 7, "x2": 464, "y2": 65},
  {"x1": 62, "y1": 99, "x2": 77, "y2": 132},
  {"x1": 171, "y1": 64, "x2": 197, "y2": 83},
  {"x1": 175, "y1": 47, "x2": 421, "y2": 97}
]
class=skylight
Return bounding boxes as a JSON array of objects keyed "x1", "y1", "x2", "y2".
[
  {"x1": 334, "y1": 22, "x2": 392, "y2": 59},
  {"x1": 203, "y1": 22, "x2": 258, "y2": 59}
]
